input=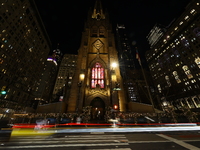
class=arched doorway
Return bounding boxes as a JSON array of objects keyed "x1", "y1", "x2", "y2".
[{"x1": 90, "y1": 97, "x2": 105, "y2": 120}]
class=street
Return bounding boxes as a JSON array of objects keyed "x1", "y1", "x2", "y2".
[{"x1": 1, "y1": 125, "x2": 200, "y2": 150}]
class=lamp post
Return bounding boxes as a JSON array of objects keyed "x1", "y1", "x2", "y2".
[
  {"x1": 76, "y1": 73, "x2": 84, "y2": 113},
  {"x1": 76, "y1": 81, "x2": 82, "y2": 113},
  {"x1": 111, "y1": 62, "x2": 117, "y2": 69},
  {"x1": 110, "y1": 62, "x2": 118, "y2": 107}
]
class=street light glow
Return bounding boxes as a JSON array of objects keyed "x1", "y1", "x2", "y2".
[
  {"x1": 1, "y1": 90, "x2": 6, "y2": 94},
  {"x1": 111, "y1": 62, "x2": 117, "y2": 68},
  {"x1": 79, "y1": 74, "x2": 85, "y2": 81}
]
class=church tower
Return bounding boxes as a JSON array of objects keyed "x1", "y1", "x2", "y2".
[{"x1": 67, "y1": 0, "x2": 126, "y2": 116}]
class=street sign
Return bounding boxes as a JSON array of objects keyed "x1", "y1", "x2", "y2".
[{"x1": 113, "y1": 87, "x2": 121, "y2": 91}]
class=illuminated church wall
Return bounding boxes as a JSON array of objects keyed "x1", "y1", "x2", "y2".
[{"x1": 66, "y1": 0, "x2": 126, "y2": 113}]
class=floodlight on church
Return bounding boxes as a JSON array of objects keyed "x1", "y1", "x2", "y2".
[
  {"x1": 111, "y1": 62, "x2": 117, "y2": 69},
  {"x1": 79, "y1": 74, "x2": 85, "y2": 81}
]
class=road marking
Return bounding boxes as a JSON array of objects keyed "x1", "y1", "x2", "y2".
[
  {"x1": 157, "y1": 134, "x2": 200, "y2": 150},
  {"x1": 90, "y1": 132, "x2": 105, "y2": 134},
  {"x1": 65, "y1": 134, "x2": 125, "y2": 137},
  {"x1": 0, "y1": 143, "x2": 129, "y2": 149},
  {"x1": 8, "y1": 139, "x2": 127, "y2": 144},
  {"x1": 129, "y1": 141, "x2": 171, "y2": 143}
]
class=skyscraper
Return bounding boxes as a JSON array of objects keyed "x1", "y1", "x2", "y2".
[
  {"x1": 115, "y1": 24, "x2": 139, "y2": 103},
  {"x1": 146, "y1": 0, "x2": 200, "y2": 112},
  {"x1": 115, "y1": 24, "x2": 158, "y2": 112},
  {"x1": 33, "y1": 55, "x2": 58, "y2": 110},
  {"x1": 0, "y1": 0, "x2": 51, "y2": 115},
  {"x1": 52, "y1": 54, "x2": 77, "y2": 103}
]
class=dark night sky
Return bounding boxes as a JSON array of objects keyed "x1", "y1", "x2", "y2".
[{"x1": 34, "y1": 0, "x2": 190, "y2": 57}]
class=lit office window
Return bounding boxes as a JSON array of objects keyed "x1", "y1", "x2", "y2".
[
  {"x1": 157, "y1": 84, "x2": 162, "y2": 93},
  {"x1": 190, "y1": 9, "x2": 196, "y2": 14},
  {"x1": 182, "y1": 65, "x2": 193, "y2": 79},
  {"x1": 184, "y1": 16, "x2": 189, "y2": 20},
  {"x1": 165, "y1": 76, "x2": 171, "y2": 87},
  {"x1": 173, "y1": 71, "x2": 181, "y2": 83},
  {"x1": 195, "y1": 57, "x2": 200, "y2": 68},
  {"x1": 181, "y1": 37, "x2": 190, "y2": 48}
]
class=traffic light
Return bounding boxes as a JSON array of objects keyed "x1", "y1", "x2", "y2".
[
  {"x1": 1, "y1": 90, "x2": 6, "y2": 95},
  {"x1": 1, "y1": 86, "x2": 6, "y2": 95},
  {"x1": 113, "y1": 104, "x2": 118, "y2": 110}
]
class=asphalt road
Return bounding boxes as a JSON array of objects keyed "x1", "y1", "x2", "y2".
[{"x1": 1, "y1": 127, "x2": 200, "y2": 150}]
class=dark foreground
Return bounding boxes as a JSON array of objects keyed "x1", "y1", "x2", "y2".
[{"x1": 1, "y1": 124, "x2": 200, "y2": 150}]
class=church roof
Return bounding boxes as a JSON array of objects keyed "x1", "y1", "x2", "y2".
[{"x1": 92, "y1": 0, "x2": 105, "y2": 20}]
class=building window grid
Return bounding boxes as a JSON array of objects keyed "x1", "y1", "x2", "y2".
[{"x1": 128, "y1": 86, "x2": 136, "y2": 101}]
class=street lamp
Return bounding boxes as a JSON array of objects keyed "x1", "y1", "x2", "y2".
[
  {"x1": 76, "y1": 73, "x2": 85, "y2": 113},
  {"x1": 110, "y1": 62, "x2": 119, "y2": 107},
  {"x1": 76, "y1": 81, "x2": 82, "y2": 113},
  {"x1": 111, "y1": 62, "x2": 117, "y2": 69},
  {"x1": 79, "y1": 73, "x2": 85, "y2": 81}
]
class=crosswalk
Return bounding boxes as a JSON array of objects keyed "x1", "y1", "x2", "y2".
[{"x1": 0, "y1": 134, "x2": 132, "y2": 149}]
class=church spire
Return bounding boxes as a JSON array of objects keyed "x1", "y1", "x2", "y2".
[{"x1": 92, "y1": 0, "x2": 105, "y2": 20}]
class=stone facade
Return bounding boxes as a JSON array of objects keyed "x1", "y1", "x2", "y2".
[{"x1": 66, "y1": 0, "x2": 126, "y2": 115}]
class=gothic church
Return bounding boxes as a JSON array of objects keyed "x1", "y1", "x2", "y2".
[{"x1": 66, "y1": 0, "x2": 126, "y2": 117}]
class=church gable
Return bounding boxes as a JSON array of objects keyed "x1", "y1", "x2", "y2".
[
  {"x1": 91, "y1": 0, "x2": 105, "y2": 20},
  {"x1": 89, "y1": 56, "x2": 107, "y2": 69}
]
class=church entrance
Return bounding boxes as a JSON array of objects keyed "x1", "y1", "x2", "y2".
[{"x1": 90, "y1": 97, "x2": 105, "y2": 121}]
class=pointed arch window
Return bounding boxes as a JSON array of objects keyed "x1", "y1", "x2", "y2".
[
  {"x1": 99, "y1": 26, "x2": 105, "y2": 37},
  {"x1": 91, "y1": 62, "x2": 104, "y2": 88},
  {"x1": 91, "y1": 26, "x2": 98, "y2": 37},
  {"x1": 182, "y1": 65, "x2": 193, "y2": 79},
  {"x1": 173, "y1": 71, "x2": 181, "y2": 83},
  {"x1": 195, "y1": 57, "x2": 200, "y2": 69}
]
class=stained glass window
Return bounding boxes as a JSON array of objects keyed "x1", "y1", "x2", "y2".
[{"x1": 91, "y1": 62, "x2": 104, "y2": 88}]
